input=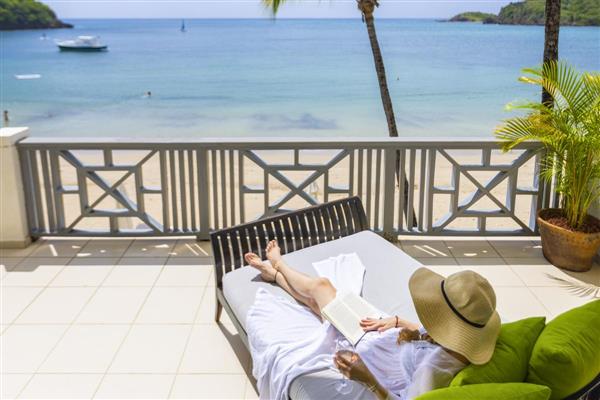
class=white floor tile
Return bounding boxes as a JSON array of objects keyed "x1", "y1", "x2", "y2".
[
  {"x1": 1, "y1": 374, "x2": 32, "y2": 399},
  {"x1": 76, "y1": 239, "x2": 132, "y2": 258},
  {"x1": 19, "y1": 374, "x2": 102, "y2": 399},
  {"x1": 170, "y1": 240, "x2": 212, "y2": 257},
  {"x1": 489, "y1": 240, "x2": 544, "y2": 258},
  {"x1": 414, "y1": 257, "x2": 458, "y2": 266},
  {"x1": 0, "y1": 243, "x2": 39, "y2": 258},
  {"x1": 529, "y1": 287, "x2": 597, "y2": 320},
  {"x1": 103, "y1": 264, "x2": 163, "y2": 286},
  {"x1": 109, "y1": 325, "x2": 191, "y2": 373},
  {"x1": 40, "y1": 325, "x2": 129, "y2": 373},
  {"x1": 123, "y1": 240, "x2": 176, "y2": 258},
  {"x1": 50, "y1": 260, "x2": 116, "y2": 287},
  {"x1": 0, "y1": 258, "x2": 23, "y2": 277},
  {"x1": 179, "y1": 325, "x2": 250, "y2": 374},
  {"x1": 1, "y1": 287, "x2": 43, "y2": 325},
  {"x1": 16, "y1": 287, "x2": 95, "y2": 324},
  {"x1": 137, "y1": 287, "x2": 203, "y2": 324},
  {"x1": 1, "y1": 325, "x2": 66, "y2": 373},
  {"x1": 421, "y1": 265, "x2": 462, "y2": 277},
  {"x1": 509, "y1": 264, "x2": 596, "y2": 287},
  {"x1": 400, "y1": 241, "x2": 451, "y2": 258},
  {"x1": 170, "y1": 374, "x2": 247, "y2": 399},
  {"x1": 2, "y1": 259, "x2": 69, "y2": 287},
  {"x1": 155, "y1": 264, "x2": 212, "y2": 287},
  {"x1": 455, "y1": 257, "x2": 506, "y2": 266},
  {"x1": 503, "y1": 257, "x2": 552, "y2": 265},
  {"x1": 494, "y1": 287, "x2": 548, "y2": 322},
  {"x1": 445, "y1": 241, "x2": 500, "y2": 258},
  {"x1": 28, "y1": 240, "x2": 88, "y2": 258},
  {"x1": 94, "y1": 374, "x2": 174, "y2": 399},
  {"x1": 455, "y1": 264, "x2": 524, "y2": 286},
  {"x1": 195, "y1": 287, "x2": 233, "y2": 325},
  {"x1": 76, "y1": 287, "x2": 150, "y2": 324},
  {"x1": 244, "y1": 380, "x2": 259, "y2": 400}
]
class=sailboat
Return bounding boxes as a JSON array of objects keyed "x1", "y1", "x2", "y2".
[{"x1": 180, "y1": 20, "x2": 186, "y2": 33}]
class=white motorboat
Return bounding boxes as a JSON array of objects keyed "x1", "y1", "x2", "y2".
[{"x1": 56, "y1": 36, "x2": 107, "y2": 52}]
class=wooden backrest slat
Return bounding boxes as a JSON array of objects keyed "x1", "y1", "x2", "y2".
[
  {"x1": 297, "y1": 213, "x2": 310, "y2": 248},
  {"x1": 210, "y1": 197, "x2": 368, "y2": 288}
]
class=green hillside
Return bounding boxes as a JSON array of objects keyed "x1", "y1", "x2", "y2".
[
  {"x1": 0, "y1": 0, "x2": 72, "y2": 30},
  {"x1": 449, "y1": 12, "x2": 498, "y2": 23},
  {"x1": 450, "y1": 0, "x2": 599, "y2": 26}
]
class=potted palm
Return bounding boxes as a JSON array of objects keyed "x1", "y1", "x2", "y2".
[{"x1": 496, "y1": 62, "x2": 600, "y2": 272}]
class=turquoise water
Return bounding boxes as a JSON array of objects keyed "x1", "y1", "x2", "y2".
[{"x1": 1, "y1": 19, "x2": 599, "y2": 138}]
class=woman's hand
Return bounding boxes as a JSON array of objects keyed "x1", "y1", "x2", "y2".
[
  {"x1": 334, "y1": 351, "x2": 389, "y2": 399},
  {"x1": 333, "y1": 351, "x2": 374, "y2": 386},
  {"x1": 360, "y1": 317, "x2": 396, "y2": 332}
]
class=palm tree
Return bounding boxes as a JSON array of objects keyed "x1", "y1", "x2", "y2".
[
  {"x1": 263, "y1": 0, "x2": 416, "y2": 227},
  {"x1": 264, "y1": 0, "x2": 398, "y2": 137},
  {"x1": 542, "y1": 0, "x2": 561, "y2": 106}
]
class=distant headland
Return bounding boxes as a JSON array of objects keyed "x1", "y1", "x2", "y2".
[
  {"x1": 449, "y1": 0, "x2": 599, "y2": 26},
  {"x1": 0, "y1": 0, "x2": 72, "y2": 30}
]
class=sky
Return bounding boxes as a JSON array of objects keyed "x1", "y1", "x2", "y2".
[{"x1": 43, "y1": 0, "x2": 515, "y2": 19}]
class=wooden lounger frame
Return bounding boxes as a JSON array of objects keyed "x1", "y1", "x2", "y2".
[
  {"x1": 209, "y1": 196, "x2": 599, "y2": 400},
  {"x1": 210, "y1": 196, "x2": 368, "y2": 348}
]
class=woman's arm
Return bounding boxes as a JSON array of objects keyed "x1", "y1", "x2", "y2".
[
  {"x1": 334, "y1": 352, "x2": 391, "y2": 400},
  {"x1": 360, "y1": 316, "x2": 420, "y2": 332}
]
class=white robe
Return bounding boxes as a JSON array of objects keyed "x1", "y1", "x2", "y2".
[{"x1": 245, "y1": 254, "x2": 466, "y2": 400}]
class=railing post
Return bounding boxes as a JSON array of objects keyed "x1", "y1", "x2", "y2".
[
  {"x1": 382, "y1": 148, "x2": 396, "y2": 240},
  {"x1": 197, "y1": 148, "x2": 210, "y2": 240},
  {"x1": 1, "y1": 127, "x2": 32, "y2": 248}
]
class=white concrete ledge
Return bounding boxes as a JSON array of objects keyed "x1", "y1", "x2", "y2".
[{"x1": 1, "y1": 127, "x2": 31, "y2": 249}]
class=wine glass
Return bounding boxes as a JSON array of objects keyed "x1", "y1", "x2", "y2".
[{"x1": 333, "y1": 338, "x2": 355, "y2": 395}]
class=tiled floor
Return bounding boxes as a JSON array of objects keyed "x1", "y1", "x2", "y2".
[{"x1": 1, "y1": 237, "x2": 598, "y2": 399}]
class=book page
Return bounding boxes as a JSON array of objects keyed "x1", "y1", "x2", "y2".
[{"x1": 322, "y1": 292, "x2": 382, "y2": 345}]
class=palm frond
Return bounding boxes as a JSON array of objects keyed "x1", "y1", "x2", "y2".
[
  {"x1": 545, "y1": 274, "x2": 600, "y2": 299},
  {"x1": 496, "y1": 62, "x2": 600, "y2": 230}
]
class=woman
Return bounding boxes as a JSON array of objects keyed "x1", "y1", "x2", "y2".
[{"x1": 245, "y1": 240, "x2": 500, "y2": 400}]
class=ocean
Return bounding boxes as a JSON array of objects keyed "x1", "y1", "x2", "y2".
[{"x1": 1, "y1": 19, "x2": 599, "y2": 138}]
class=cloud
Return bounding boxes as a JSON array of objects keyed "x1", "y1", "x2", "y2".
[{"x1": 251, "y1": 113, "x2": 337, "y2": 131}]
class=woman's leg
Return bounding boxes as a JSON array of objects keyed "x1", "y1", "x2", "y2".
[
  {"x1": 244, "y1": 253, "x2": 321, "y2": 316},
  {"x1": 265, "y1": 240, "x2": 336, "y2": 311}
]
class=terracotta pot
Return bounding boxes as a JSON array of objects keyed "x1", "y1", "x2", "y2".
[{"x1": 537, "y1": 208, "x2": 600, "y2": 272}]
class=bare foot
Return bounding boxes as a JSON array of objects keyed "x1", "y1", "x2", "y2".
[
  {"x1": 266, "y1": 240, "x2": 283, "y2": 269},
  {"x1": 244, "y1": 252, "x2": 277, "y2": 282}
]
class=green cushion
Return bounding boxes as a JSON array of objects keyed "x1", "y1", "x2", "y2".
[
  {"x1": 527, "y1": 300, "x2": 600, "y2": 400},
  {"x1": 414, "y1": 383, "x2": 551, "y2": 400},
  {"x1": 451, "y1": 317, "x2": 546, "y2": 386}
]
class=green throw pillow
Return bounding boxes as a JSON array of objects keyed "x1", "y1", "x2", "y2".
[
  {"x1": 451, "y1": 317, "x2": 546, "y2": 386},
  {"x1": 414, "y1": 383, "x2": 551, "y2": 400},
  {"x1": 527, "y1": 300, "x2": 600, "y2": 400}
]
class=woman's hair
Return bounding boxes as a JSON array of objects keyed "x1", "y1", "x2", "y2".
[{"x1": 397, "y1": 328, "x2": 436, "y2": 345}]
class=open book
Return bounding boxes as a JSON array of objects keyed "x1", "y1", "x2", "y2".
[{"x1": 321, "y1": 292, "x2": 383, "y2": 346}]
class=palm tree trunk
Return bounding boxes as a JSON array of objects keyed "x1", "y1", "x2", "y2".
[
  {"x1": 359, "y1": 1, "x2": 416, "y2": 227},
  {"x1": 542, "y1": 0, "x2": 561, "y2": 106},
  {"x1": 362, "y1": 9, "x2": 398, "y2": 137}
]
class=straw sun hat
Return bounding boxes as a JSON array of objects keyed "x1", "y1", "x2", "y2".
[{"x1": 409, "y1": 267, "x2": 501, "y2": 365}]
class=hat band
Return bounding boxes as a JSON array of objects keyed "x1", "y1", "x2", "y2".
[{"x1": 440, "y1": 281, "x2": 486, "y2": 329}]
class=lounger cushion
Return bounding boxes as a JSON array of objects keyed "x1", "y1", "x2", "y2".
[
  {"x1": 222, "y1": 230, "x2": 423, "y2": 400},
  {"x1": 222, "y1": 230, "x2": 422, "y2": 329},
  {"x1": 526, "y1": 299, "x2": 600, "y2": 400},
  {"x1": 451, "y1": 317, "x2": 546, "y2": 386}
]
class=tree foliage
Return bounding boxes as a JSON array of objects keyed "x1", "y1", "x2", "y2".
[
  {"x1": 0, "y1": 0, "x2": 72, "y2": 30},
  {"x1": 497, "y1": 0, "x2": 599, "y2": 26},
  {"x1": 496, "y1": 62, "x2": 600, "y2": 230}
]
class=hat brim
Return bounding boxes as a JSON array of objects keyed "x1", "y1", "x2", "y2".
[{"x1": 409, "y1": 267, "x2": 500, "y2": 365}]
